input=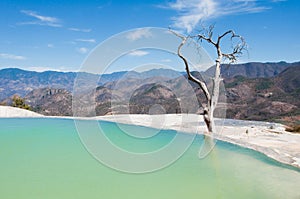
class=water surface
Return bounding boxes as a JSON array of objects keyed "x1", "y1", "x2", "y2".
[{"x1": 0, "y1": 118, "x2": 299, "y2": 199}]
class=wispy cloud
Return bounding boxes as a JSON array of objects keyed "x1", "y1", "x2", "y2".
[
  {"x1": 75, "y1": 39, "x2": 96, "y2": 43},
  {"x1": 47, "y1": 44, "x2": 54, "y2": 48},
  {"x1": 165, "y1": 0, "x2": 270, "y2": 32},
  {"x1": 20, "y1": 10, "x2": 62, "y2": 27},
  {"x1": 0, "y1": 53, "x2": 26, "y2": 60},
  {"x1": 126, "y1": 28, "x2": 153, "y2": 41},
  {"x1": 128, "y1": 50, "x2": 149, "y2": 56},
  {"x1": 76, "y1": 47, "x2": 89, "y2": 54},
  {"x1": 68, "y1": 27, "x2": 92, "y2": 32}
]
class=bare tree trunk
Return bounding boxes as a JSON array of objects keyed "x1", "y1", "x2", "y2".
[
  {"x1": 203, "y1": 59, "x2": 221, "y2": 134},
  {"x1": 207, "y1": 55, "x2": 223, "y2": 133}
]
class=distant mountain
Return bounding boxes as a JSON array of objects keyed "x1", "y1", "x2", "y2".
[
  {"x1": 0, "y1": 67, "x2": 183, "y2": 100},
  {"x1": 276, "y1": 65, "x2": 300, "y2": 93},
  {"x1": 205, "y1": 61, "x2": 300, "y2": 78},
  {"x1": 136, "y1": 68, "x2": 184, "y2": 79},
  {"x1": 0, "y1": 68, "x2": 76, "y2": 100},
  {"x1": 98, "y1": 68, "x2": 183, "y2": 84}
]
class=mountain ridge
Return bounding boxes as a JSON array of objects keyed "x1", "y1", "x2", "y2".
[{"x1": 1, "y1": 61, "x2": 298, "y2": 101}]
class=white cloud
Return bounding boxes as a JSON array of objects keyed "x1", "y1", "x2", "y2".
[
  {"x1": 26, "y1": 66, "x2": 58, "y2": 72},
  {"x1": 47, "y1": 44, "x2": 54, "y2": 48},
  {"x1": 165, "y1": 0, "x2": 269, "y2": 32},
  {"x1": 21, "y1": 10, "x2": 58, "y2": 23},
  {"x1": 126, "y1": 28, "x2": 153, "y2": 41},
  {"x1": 128, "y1": 50, "x2": 149, "y2": 57},
  {"x1": 68, "y1": 27, "x2": 92, "y2": 32},
  {"x1": 0, "y1": 53, "x2": 26, "y2": 60},
  {"x1": 77, "y1": 47, "x2": 89, "y2": 54},
  {"x1": 20, "y1": 10, "x2": 62, "y2": 27},
  {"x1": 75, "y1": 39, "x2": 96, "y2": 43},
  {"x1": 24, "y1": 66, "x2": 76, "y2": 72}
]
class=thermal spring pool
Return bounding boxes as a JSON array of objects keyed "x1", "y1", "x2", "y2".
[{"x1": 0, "y1": 118, "x2": 299, "y2": 199}]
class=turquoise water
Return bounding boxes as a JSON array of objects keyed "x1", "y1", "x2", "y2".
[{"x1": 0, "y1": 118, "x2": 299, "y2": 199}]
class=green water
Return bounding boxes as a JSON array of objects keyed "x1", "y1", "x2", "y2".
[{"x1": 0, "y1": 118, "x2": 299, "y2": 199}]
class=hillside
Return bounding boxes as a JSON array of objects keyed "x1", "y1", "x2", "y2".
[
  {"x1": 225, "y1": 65, "x2": 300, "y2": 123},
  {"x1": 25, "y1": 88, "x2": 72, "y2": 116}
]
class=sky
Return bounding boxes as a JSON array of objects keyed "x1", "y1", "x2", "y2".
[{"x1": 0, "y1": 0, "x2": 299, "y2": 72}]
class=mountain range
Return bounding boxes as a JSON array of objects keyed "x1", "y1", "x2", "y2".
[
  {"x1": 0, "y1": 68, "x2": 184, "y2": 100},
  {"x1": 0, "y1": 61, "x2": 299, "y2": 125}
]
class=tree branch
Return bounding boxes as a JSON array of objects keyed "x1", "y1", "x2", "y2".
[
  {"x1": 170, "y1": 29, "x2": 211, "y2": 102},
  {"x1": 218, "y1": 30, "x2": 246, "y2": 63}
]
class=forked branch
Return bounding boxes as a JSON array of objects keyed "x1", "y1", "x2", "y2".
[{"x1": 194, "y1": 26, "x2": 246, "y2": 63}]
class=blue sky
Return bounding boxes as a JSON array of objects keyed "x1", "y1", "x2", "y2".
[{"x1": 0, "y1": 0, "x2": 299, "y2": 72}]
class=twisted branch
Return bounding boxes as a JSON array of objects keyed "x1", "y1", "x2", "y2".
[{"x1": 170, "y1": 29, "x2": 211, "y2": 102}]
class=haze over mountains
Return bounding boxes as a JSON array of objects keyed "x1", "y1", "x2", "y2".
[{"x1": 1, "y1": 61, "x2": 299, "y2": 124}]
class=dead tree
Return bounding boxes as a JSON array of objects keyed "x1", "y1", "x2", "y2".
[{"x1": 171, "y1": 26, "x2": 246, "y2": 134}]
